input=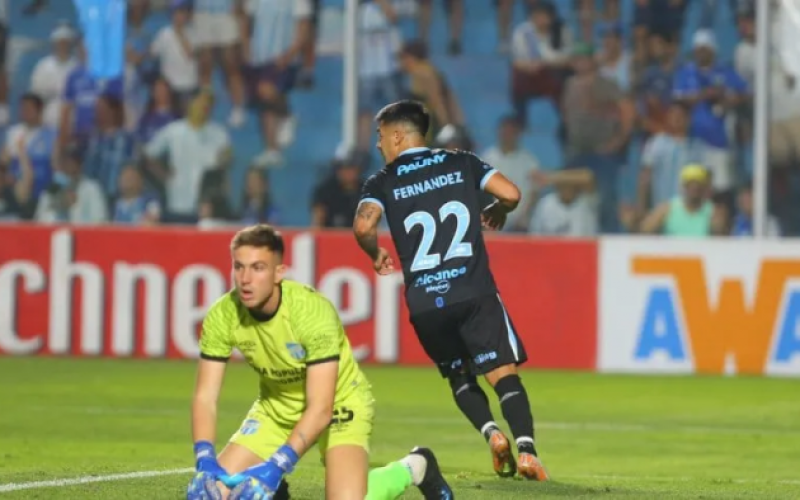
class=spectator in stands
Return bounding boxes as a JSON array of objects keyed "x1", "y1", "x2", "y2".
[
  {"x1": 124, "y1": 0, "x2": 157, "y2": 130},
  {"x1": 0, "y1": 134, "x2": 36, "y2": 220},
  {"x1": 562, "y1": 42, "x2": 634, "y2": 233},
  {"x1": 83, "y1": 95, "x2": 135, "y2": 201},
  {"x1": 240, "y1": 0, "x2": 312, "y2": 168},
  {"x1": 637, "y1": 102, "x2": 707, "y2": 213},
  {"x1": 597, "y1": 24, "x2": 631, "y2": 93},
  {"x1": 496, "y1": 0, "x2": 515, "y2": 53},
  {"x1": 0, "y1": 0, "x2": 9, "y2": 127},
  {"x1": 137, "y1": 78, "x2": 180, "y2": 147},
  {"x1": 192, "y1": 0, "x2": 246, "y2": 128},
  {"x1": 60, "y1": 42, "x2": 125, "y2": 148},
  {"x1": 633, "y1": 0, "x2": 687, "y2": 41},
  {"x1": 529, "y1": 167, "x2": 598, "y2": 237},
  {"x1": 398, "y1": 40, "x2": 464, "y2": 142},
  {"x1": 34, "y1": 145, "x2": 108, "y2": 224},
  {"x1": 197, "y1": 168, "x2": 235, "y2": 228},
  {"x1": 418, "y1": 0, "x2": 463, "y2": 56},
  {"x1": 2, "y1": 94, "x2": 56, "y2": 205},
  {"x1": 29, "y1": 24, "x2": 78, "y2": 128},
  {"x1": 356, "y1": 0, "x2": 401, "y2": 153},
  {"x1": 638, "y1": 164, "x2": 725, "y2": 237},
  {"x1": 144, "y1": 88, "x2": 231, "y2": 223},
  {"x1": 151, "y1": 0, "x2": 199, "y2": 114},
  {"x1": 481, "y1": 115, "x2": 541, "y2": 231},
  {"x1": 730, "y1": 181, "x2": 781, "y2": 238},
  {"x1": 311, "y1": 153, "x2": 363, "y2": 228},
  {"x1": 112, "y1": 165, "x2": 161, "y2": 225},
  {"x1": 240, "y1": 167, "x2": 280, "y2": 225},
  {"x1": 673, "y1": 30, "x2": 748, "y2": 204},
  {"x1": 595, "y1": 0, "x2": 625, "y2": 43},
  {"x1": 510, "y1": 1, "x2": 573, "y2": 127},
  {"x1": 636, "y1": 31, "x2": 677, "y2": 137}
]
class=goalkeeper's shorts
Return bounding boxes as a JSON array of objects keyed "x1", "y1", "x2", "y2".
[{"x1": 228, "y1": 389, "x2": 374, "y2": 461}]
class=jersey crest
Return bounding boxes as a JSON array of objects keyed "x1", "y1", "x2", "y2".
[{"x1": 286, "y1": 342, "x2": 306, "y2": 361}]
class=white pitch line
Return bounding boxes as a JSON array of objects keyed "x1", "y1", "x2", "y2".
[
  {"x1": 0, "y1": 468, "x2": 193, "y2": 493},
  {"x1": 2, "y1": 468, "x2": 799, "y2": 494}
]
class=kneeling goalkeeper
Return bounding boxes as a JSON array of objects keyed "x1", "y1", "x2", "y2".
[{"x1": 188, "y1": 224, "x2": 453, "y2": 500}]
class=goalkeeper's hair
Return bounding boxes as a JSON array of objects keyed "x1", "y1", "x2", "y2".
[{"x1": 230, "y1": 224, "x2": 285, "y2": 257}]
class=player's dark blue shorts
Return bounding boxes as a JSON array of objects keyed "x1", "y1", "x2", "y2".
[{"x1": 409, "y1": 293, "x2": 528, "y2": 378}]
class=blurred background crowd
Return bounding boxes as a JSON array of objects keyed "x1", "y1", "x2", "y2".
[{"x1": 0, "y1": 0, "x2": 798, "y2": 238}]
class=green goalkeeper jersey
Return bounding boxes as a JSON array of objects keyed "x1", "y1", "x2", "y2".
[{"x1": 200, "y1": 280, "x2": 370, "y2": 427}]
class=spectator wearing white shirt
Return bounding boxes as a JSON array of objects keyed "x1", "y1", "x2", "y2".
[
  {"x1": 151, "y1": 0, "x2": 199, "y2": 113},
  {"x1": 357, "y1": 0, "x2": 401, "y2": 152},
  {"x1": 193, "y1": 0, "x2": 246, "y2": 128},
  {"x1": 529, "y1": 168, "x2": 598, "y2": 238},
  {"x1": 511, "y1": 1, "x2": 572, "y2": 126},
  {"x1": 34, "y1": 146, "x2": 108, "y2": 225},
  {"x1": 144, "y1": 89, "x2": 231, "y2": 222},
  {"x1": 481, "y1": 115, "x2": 541, "y2": 231},
  {"x1": 240, "y1": 0, "x2": 313, "y2": 168},
  {"x1": 29, "y1": 24, "x2": 78, "y2": 128}
]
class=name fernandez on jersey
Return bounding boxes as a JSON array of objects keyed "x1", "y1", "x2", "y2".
[
  {"x1": 359, "y1": 147, "x2": 499, "y2": 313},
  {"x1": 393, "y1": 171, "x2": 464, "y2": 200}
]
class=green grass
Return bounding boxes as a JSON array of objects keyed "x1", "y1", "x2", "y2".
[{"x1": 0, "y1": 357, "x2": 799, "y2": 499}]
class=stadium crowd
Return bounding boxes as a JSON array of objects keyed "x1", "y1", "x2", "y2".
[{"x1": 0, "y1": 0, "x2": 798, "y2": 238}]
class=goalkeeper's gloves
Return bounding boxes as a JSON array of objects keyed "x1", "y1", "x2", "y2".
[
  {"x1": 194, "y1": 441, "x2": 228, "y2": 479},
  {"x1": 221, "y1": 444, "x2": 299, "y2": 492}
]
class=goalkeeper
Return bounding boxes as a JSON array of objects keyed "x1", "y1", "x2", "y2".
[{"x1": 187, "y1": 224, "x2": 453, "y2": 500}]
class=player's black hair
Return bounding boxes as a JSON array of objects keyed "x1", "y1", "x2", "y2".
[
  {"x1": 231, "y1": 224, "x2": 285, "y2": 257},
  {"x1": 375, "y1": 100, "x2": 430, "y2": 137},
  {"x1": 400, "y1": 39, "x2": 428, "y2": 60},
  {"x1": 20, "y1": 92, "x2": 44, "y2": 112},
  {"x1": 499, "y1": 114, "x2": 523, "y2": 129}
]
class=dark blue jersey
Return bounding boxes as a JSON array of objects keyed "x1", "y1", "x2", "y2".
[{"x1": 359, "y1": 147, "x2": 500, "y2": 313}]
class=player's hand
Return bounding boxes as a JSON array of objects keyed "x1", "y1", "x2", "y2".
[
  {"x1": 194, "y1": 441, "x2": 228, "y2": 479},
  {"x1": 481, "y1": 202, "x2": 508, "y2": 231},
  {"x1": 222, "y1": 444, "x2": 298, "y2": 491},
  {"x1": 373, "y1": 247, "x2": 395, "y2": 275},
  {"x1": 187, "y1": 471, "x2": 223, "y2": 500}
]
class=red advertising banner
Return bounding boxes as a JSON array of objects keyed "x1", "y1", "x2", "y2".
[{"x1": 0, "y1": 225, "x2": 597, "y2": 369}]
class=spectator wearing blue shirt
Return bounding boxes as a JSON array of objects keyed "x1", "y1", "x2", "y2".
[
  {"x1": 730, "y1": 182, "x2": 781, "y2": 238},
  {"x1": 636, "y1": 32, "x2": 677, "y2": 137},
  {"x1": 672, "y1": 29, "x2": 748, "y2": 200},
  {"x1": 2, "y1": 94, "x2": 56, "y2": 204},
  {"x1": 83, "y1": 95, "x2": 135, "y2": 201},
  {"x1": 113, "y1": 165, "x2": 161, "y2": 225},
  {"x1": 137, "y1": 78, "x2": 179, "y2": 146},
  {"x1": 240, "y1": 167, "x2": 279, "y2": 225},
  {"x1": 60, "y1": 42, "x2": 125, "y2": 148}
]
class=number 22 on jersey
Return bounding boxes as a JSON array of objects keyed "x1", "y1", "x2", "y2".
[{"x1": 403, "y1": 201, "x2": 474, "y2": 272}]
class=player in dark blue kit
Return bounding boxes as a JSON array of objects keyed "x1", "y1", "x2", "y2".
[{"x1": 353, "y1": 100, "x2": 548, "y2": 481}]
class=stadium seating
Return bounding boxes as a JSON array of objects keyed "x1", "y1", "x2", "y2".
[{"x1": 5, "y1": 0, "x2": 741, "y2": 226}]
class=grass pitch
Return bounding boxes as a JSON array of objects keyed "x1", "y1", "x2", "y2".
[{"x1": 1, "y1": 357, "x2": 799, "y2": 499}]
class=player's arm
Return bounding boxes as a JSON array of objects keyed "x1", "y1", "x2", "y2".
[
  {"x1": 353, "y1": 199, "x2": 383, "y2": 260},
  {"x1": 286, "y1": 359, "x2": 338, "y2": 455},
  {"x1": 481, "y1": 166, "x2": 521, "y2": 212},
  {"x1": 190, "y1": 305, "x2": 235, "y2": 479}
]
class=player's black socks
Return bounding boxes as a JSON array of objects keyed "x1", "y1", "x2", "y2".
[
  {"x1": 493, "y1": 374, "x2": 538, "y2": 456},
  {"x1": 448, "y1": 373, "x2": 496, "y2": 436}
]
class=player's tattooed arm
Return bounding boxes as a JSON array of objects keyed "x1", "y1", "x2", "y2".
[{"x1": 353, "y1": 202, "x2": 382, "y2": 260}]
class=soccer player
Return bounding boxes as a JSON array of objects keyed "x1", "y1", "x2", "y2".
[
  {"x1": 187, "y1": 224, "x2": 453, "y2": 500},
  {"x1": 353, "y1": 100, "x2": 548, "y2": 481}
]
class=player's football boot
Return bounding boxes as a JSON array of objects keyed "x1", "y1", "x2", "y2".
[
  {"x1": 409, "y1": 446, "x2": 454, "y2": 500},
  {"x1": 488, "y1": 430, "x2": 517, "y2": 478},
  {"x1": 517, "y1": 453, "x2": 549, "y2": 481}
]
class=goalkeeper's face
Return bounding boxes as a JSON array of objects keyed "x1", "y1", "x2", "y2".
[{"x1": 232, "y1": 245, "x2": 286, "y2": 310}]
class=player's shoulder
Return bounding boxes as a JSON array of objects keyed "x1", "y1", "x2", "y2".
[
  {"x1": 282, "y1": 280, "x2": 336, "y2": 311},
  {"x1": 204, "y1": 290, "x2": 245, "y2": 326},
  {"x1": 282, "y1": 280, "x2": 341, "y2": 328}
]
